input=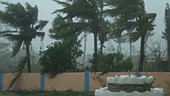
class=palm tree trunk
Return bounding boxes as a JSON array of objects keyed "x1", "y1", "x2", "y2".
[
  {"x1": 168, "y1": 39, "x2": 170, "y2": 68},
  {"x1": 83, "y1": 32, "x2": 87, "y2": 65},
  {"x1": 26, "y1": 42, "x2": 31, "y2": 73},
  {"x1": 120, "y1": 43, "x2": 122, "y2": 53},
  {"x1": 93, "y1": 33, "x2": 98, "y2": 73},
  {"x1": 138, "y1": 35, "x2": 145, "y2": 72},
  {"x1": 100, "y1": 42, "x2": 103, "y2": 54},
  {"x1": 117, "y1": 43, "x2": 122, "y2": 53},
  {"x1": 130, "y1": 41, "x2": 132, "y2": 58}
]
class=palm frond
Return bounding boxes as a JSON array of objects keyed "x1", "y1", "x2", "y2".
[
  {"x1": 52, "y1": 15, "x2": 65, "y2": 27},
  {"x1": 34, "y1": 20, "x2": 48, "y2": 30},
  {"x1": 50, "y1": 14, "x2": 88, "y2": 38},
  {"x1": 0, "y1": 2, "x2": 27, "y2": 28},
  {"x1": 1, "y1": 1, "x2": 10, "y2": 5},
  {"x1": 131, "y1": 23, "x2": 151, "y2": 42},
  {"x1": 0, "y1": 11, "x2": 18, "y2": 28},
  {"x1": 65, "y1": 0, "x2": 97, "y2": 19},
  {"x1": 1, "y1": 1, "x2": 26, "y2": 14},
  {"x1": 7, "y1": 57, "x2": 27, "y2": 90},
  {"x1": 1, "y1": 34, "x2": 21, "y2": 41},
  {"x1": 0, "y1": 30, "x2": 18, "y2": 35},
  {"x1": 130, "y1": 31, "x2": 142, "y2": 42},
  {"x1": 52, "y1": 0, "x2": 70, "y2": 8},
  {"x1": 50, "y1": 21, "x2": 88, "y2": 40},
  {"x1": 35, "y1": 32, "x2": 45, "y2": 40},
  {"x1": 141, "y1": 13, "x2": 157, "y2": 21},
  {"x1": 12, "y1": 40, "x2": 23, "y2": 57},
  {"x1": 1, "y1": 34, "x2": 23, "y2": 57},
  {"x1": 0, "y1": 2, "x2": 40, "y2": 28},
  {"x1": 25, "y1": 2, "x2": 38, "y2": 24}
]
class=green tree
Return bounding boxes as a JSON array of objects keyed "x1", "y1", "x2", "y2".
[
  {"x1": 39, "y1": 41, "x2": 82, "y2": 78},
  {"x1": 97, "y1": 0, "x2": 111, "y2": 53},
  {"x1": 163, "y1": 3, "x2": 170, "y2": 67},
  {"x1": 134, "y1": 13, "x2": 156, "y2": 72},
  {"x1": 53, "y1": 0, "x2": 102, "y2": 72},
  {"x1": 113, "y1": 34, "x2": 128, "y2": 53},
  {"x1": 105, "y1": 0, "x2": 156, "y2": 72},
  {"x1": 39, "y1": 15, "x2": 83, "y2": 77},
  {"x1": 90, "y1": 52, "x2": 133, "y2": 73},
  {"x1": 0, "y1": 2, "x2": 48, "y2": 73}
]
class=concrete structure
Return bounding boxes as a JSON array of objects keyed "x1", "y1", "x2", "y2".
[{"x1": 1, "y1": 72, "x2": 170, "y2": 93}]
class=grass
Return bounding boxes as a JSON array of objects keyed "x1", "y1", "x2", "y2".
[
  {"x1": 1, "y1": 90, "x2": 169, "y2": 96},
  {"x1": 164, "y1": 80, "x2": 170, "y2": 95},
  {"x1": 0, "y1": 90, "x2": 94, "y2": 96}
]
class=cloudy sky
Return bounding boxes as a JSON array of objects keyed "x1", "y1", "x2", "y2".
[{"x1": 0, "y1": 0, "x2": 170, "y2": 54}]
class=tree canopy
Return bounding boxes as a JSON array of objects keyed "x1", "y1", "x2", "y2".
[{"x1": 0, "y1": 1, "x2": 48, "y2": 73}]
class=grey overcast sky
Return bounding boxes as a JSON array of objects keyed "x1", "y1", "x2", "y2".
[{"x1": 1, "y1": 0, "x2": 170, "y2": 54}]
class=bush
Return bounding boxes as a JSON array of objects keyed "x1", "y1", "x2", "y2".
[
  {"x1": 39, "y1": 41, "x2": 82, "y2": 78},
  {"x1": 90, "y1": 52, "x2": 133, "y2": 72}
]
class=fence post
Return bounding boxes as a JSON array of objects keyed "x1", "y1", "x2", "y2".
[
  {"x1": 84, "y1": 72, "x2": 89, "y2": 93},
  {"x1": 40, "y1": 74, "x2": 45, "y2": 91},
  {"x1": 135, "y1": 72, "x2": 141, "y2": 77},
  {"x1": 0, "y1": 72, "x2": 2, "y2": 91}
]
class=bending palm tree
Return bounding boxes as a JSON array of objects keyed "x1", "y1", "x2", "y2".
[
  {"x1": 53, "y1": 0, "x2": 100, "y2": 72},
  {"x1": 105, "y1": 0, "x2": 156, "y2": 72},
  {"x1": 0, "y1": 2, "x2": 48, "y2": 73}
]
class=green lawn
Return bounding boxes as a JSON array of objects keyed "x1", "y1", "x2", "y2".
[{"x1": 0, "y1": 90, "x2": 94, "y2": 96}]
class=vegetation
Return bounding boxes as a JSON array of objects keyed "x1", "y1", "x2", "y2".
[
  {"x1": 39, "y1": 41, "x2": 82, "y2": 78},
  {"x1": 52, "y1": 0, "x2": 113, "y2": 72},
  {"x1": 0, "y1": 0, "x2": 170, "y2": 94},
  {"x1": 105, "y1": 0, "x2": 156, "y2": 72},
  {"x1": 0, "y1": 0, "x2": 169, "y2": 78},
  {"x1": 0, "y1": 2, "x2": 48, "y2": 73},
  {"x1": 39, "y1": 13, "x2": 83, "y2": 77},
  {"x1": 0, "y1": 90, "x2": 94, "y2": 96},
  {"x1": 91, "y1": 76, "x2": 106, "y2": 87},
  {"x1": 90, "y1": 52, "x2": 133, "y2": 73},
  {"x1": 0, "y1": 2, "x2": 48, "y2": 90},
  {"x1": 163, "y1": 3, "x2": 170, "y2": 68},
  {"x1": 164, "y1": 80, "x2": 170, "y2": 95}
]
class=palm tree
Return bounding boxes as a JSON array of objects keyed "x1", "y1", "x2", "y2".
[
  {"x1": 96, "y1": 0, "x2": 110, "y2": 53},
  {"x1": 113, "y1": 34, "x2": 128, "y2": 53},
  {"x1": 105, "y1": 0, "x2": 156, "y2": 72},
  {"x1": 53, "y1": 0, "x2": 101, "y2": 72},
  {"x1": 98, "y1": 19, "x2": 111, "y2": 53},
  {"x1": 163, "y1": 3, "x2": 170, "y2": 67},
  {"x1": 132, "y1": 13, "x2": 156, "y2": 72},
  {"x1": 0, "y1": 2, "x2": 48, "y2": 73},
  {"x1": 127, "y1": 28, "x2": 134, "y2": 58}
]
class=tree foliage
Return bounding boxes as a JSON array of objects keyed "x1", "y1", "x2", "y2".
[
  {"x1": 39, "y1": 41, "x2": 82, "y2": 78},
  {"x1": 105, "y1": 0, "x2": 156, "y2": 71},
  {"x1": 90, "y1": 52, "x2": 133, "y2": 74},
  {"x1": 50, "y1": 0, "x2": 157, "y2": 72},
  {"x1": 52, "y1": 0, "x2": 114, "y2": 72},
  {"x1": 39, "y1": 14, "x2": 83, "y2": 77},
  {"x1": 0, "y1": 2, "x2": 48, "y2": 73}
]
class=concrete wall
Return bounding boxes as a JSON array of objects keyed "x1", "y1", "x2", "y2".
[
  {"x1": 44, "y1": 73, "x2": 84, "y2": 91},
  {"x1": 2, "y1": 73, "x2": 40, "y2": 91},
  {"x1": 1, "y1": 72, "x2": 170, "y2": 92}
]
